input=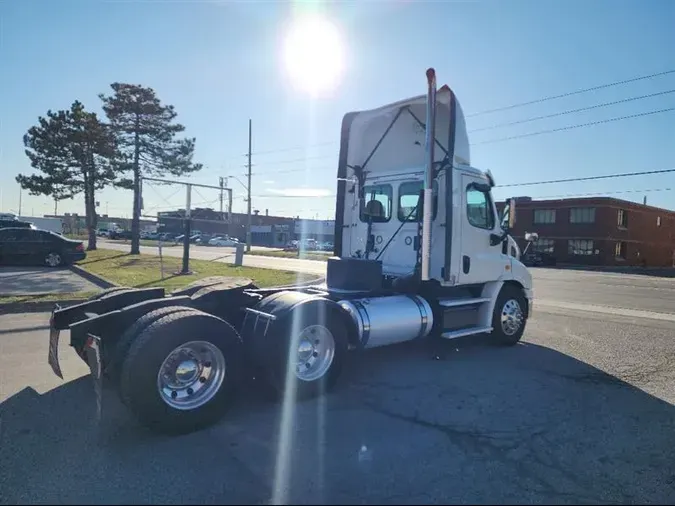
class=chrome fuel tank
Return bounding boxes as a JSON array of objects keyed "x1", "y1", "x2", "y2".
[{"x1": 338, "y1": 295, "x2": 434, "y2": 349}]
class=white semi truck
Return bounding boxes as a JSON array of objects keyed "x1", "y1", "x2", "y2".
[{"x1": 47, "y1": 68, "x2": 533, "y2": 435}]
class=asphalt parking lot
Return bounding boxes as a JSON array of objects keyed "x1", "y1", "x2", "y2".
[
  {"x1": 1, "y1": 287, "x2": 674, "y2": 504},
  {"x1": 0, "y1": 266, "x2": 101, "y2": 296}
]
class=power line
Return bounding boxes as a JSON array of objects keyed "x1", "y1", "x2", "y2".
[
  {"x1": 473, "y1": 107, "x2": 675, "y2": 146},
  {"x1": 246, "y1": 102, "x2": 675, "y2": 177},
  {"x1": 219, "y1": 68, "x2": 675, "y2": 161},
  {"x1": 247, "y1": 103, "x2": 673, "y2": 177},
  {"x1": 469, "y1": 89, "x2": 675, "y2": 133},
  {"x1": 532, "y1": 187, "x2": 672, "y2": 200},
  {"x1": 466, "y1": 69, "x2": 675, "y2": 117},
  {"x1": 250, "y1": 141, "x2": 335, "y2": 157},
  {"x1": 496, "y1": 167, "x2": 675, "y2": 188}
]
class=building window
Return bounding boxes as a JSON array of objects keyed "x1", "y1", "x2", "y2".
[
  {"x1": 397, "y1": 180, "x2": 438, "y2": 222},
  {"x1": 533, "y1": 238, "x2": 555, "y2": 254},
  {"x1": 570, "y1": 207, "x2": 596, "y2": 224},
  {"x1": 466, "y1": 184, "x2": 495, "y2": 230},
  {"x1": 568, "y1": 239, "x2": 595, "y2": 255},
  {"x1": 360, "y1": 184, "x2": 393, "y2": 223},
  {"x1": 617, "y1": 209, "x2": 628, "y2": 228},
  {"x1": 657, "y1": 216, "x2": 662, "y2": 227},
  {"x1": 533, "y1": 209, "x2": 556, "y2": 224},
  {"x1": 615, "y1": 241, "x2": 627, "y2": 259}
]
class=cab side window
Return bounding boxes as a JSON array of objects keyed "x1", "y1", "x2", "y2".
[
  {"x1": 398, "y1": 180, "x2": 438, "y2": 222},
  {"x1": 466, "y1": 185, "x2": 495, "y2": 230},
  {"x1": 359, "y1": 184, "x2": 393, "y2": 223}
]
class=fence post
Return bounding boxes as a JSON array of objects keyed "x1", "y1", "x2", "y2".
[{"x1": 234, "y1": 243, "x2": 245, "y2": 266}]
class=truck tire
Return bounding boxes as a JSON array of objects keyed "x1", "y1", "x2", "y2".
[
  {"x1": 119, "y1": 310, "x2": 244, "y2": 435},
  {"x1": 260, "y1": 308, "x2": 348, "y2": 400},
  {"x1": 490, "y1": 284, "x2": 527, "y2": 346},
  {"x1": 108, "y1": 306, "x2": 199, "y2": 383}
]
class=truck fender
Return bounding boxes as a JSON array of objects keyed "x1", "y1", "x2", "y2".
[
  {"x1": 240, "y1": 290, "x2": 359, "y2": 367},
  {"x1": 69, "y1": 296, "x2": 194, "y2": 357},
  {"x1": 52, "y1": 287, "x2": 166, "y2": 331}
]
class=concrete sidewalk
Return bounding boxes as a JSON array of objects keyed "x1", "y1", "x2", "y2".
[{"x1": 0, "y1": 266, "x2": 102, "y2": 296}]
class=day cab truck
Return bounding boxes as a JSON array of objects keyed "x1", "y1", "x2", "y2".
[{"x1": 47, "y1": 68, "x2": 534, "y2": 435}]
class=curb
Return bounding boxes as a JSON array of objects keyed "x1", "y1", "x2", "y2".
[
  {"x1": 0, "y1": 298, "x2": 86, "y2": 315},
  {"x1": 69, "y1": 264, "x2": 118, "y2": 289}
]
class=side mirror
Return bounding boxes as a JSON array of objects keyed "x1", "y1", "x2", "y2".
[
  {"x1": 508, "y1": 198, "x2": 516, "y2": 229},
  {"x1": 501, "y1": 198, "x2": 517, "y2": 231}
]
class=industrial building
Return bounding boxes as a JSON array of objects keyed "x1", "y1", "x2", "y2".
[
  {"x1": 497, "y1": 197, "x2": 675, "y2": 267},
  {"x1": 157, "y1": 208, "x2": 335, "y2": 247}
]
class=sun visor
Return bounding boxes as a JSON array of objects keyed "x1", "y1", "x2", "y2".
[{"x1": 345, "y1": 85, "x2": 470, "y2": 177}]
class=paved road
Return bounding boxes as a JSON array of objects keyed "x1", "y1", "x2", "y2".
[
  {"x1": 0, "y1": 266, "x2": 101, "y2": 296},
  {"x1": 1, "y1": 281, "x2": 674, "y2": 504},
  {"x1": 99, "y1": 240, "x2": 675, "y2": 315}
]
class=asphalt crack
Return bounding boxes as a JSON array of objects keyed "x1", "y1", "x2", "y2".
[{"x1": 362, "y1": 402, "x2": 618, "y2": 504}]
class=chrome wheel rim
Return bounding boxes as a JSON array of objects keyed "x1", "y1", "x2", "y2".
[
  {"x1": 157, "y1": 341, "x2": 226, "y2": 410},
  {"x1": 501, "y1": 299, "x2": 524, "y2": 336},
  {"x1": 294, "y1": 325, "x2": 335, "y2": 382},
  {"x1": 46, "y1": 253, "x2": 61, "y2": 267}
]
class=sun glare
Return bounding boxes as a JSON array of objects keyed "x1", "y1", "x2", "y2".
[{"x1": 282, "y1": 14, "x2": 346, "y2": 96}]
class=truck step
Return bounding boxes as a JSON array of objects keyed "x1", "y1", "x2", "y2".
[
  {"x1": 438, "y1": 297, "x2": 491, "y2": 308},
  {"x1": 441, "y1": 325, "x2": 493, "y2": 340}
]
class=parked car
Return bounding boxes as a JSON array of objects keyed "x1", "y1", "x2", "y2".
[
  {"x1": 109, "y1": 229, "x2": 132, "y2": 240},
  {"x1": 0, "y1": 219, "x2": 33, "y2": 230},
  {"x1": 209, "y1": 237, "x2": 240, "y2": 247},
  {"x1": 0, "y1": 227, "x2": 86, "y2": 267}
]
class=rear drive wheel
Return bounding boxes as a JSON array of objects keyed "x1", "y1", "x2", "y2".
[
  {"x1": 491, "y1": 285, "x2": 527, "y2": 346},
  {"x1": 119, "y1": 310, "x2": 244, "y2": 434},
  {"x1": 261, "y1": 310, "x2": 348, "y2": 400},
  {"x1": 108, "y1": 306, "x2": 199, "y2": 382},
  {"x1": 45, "y1": 252, "x2": 63, "y2": 268}
]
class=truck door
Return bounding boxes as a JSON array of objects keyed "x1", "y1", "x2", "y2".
[
  {"x1": 360, "y1": 179, "x2": 438, "y2": 276},
  {"x1": 457, "y1": 174, "x2": 510, "y2": 285}
]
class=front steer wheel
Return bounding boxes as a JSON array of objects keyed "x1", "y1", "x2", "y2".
[
  {"x1": 490, "y1": 284, "x2": 528, "y2": 346},
  {"x1": 119, "y1": 309, "x2": 244, "y2": 435}
]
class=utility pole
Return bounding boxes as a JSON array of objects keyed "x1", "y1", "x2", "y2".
[
  {"x1": 219, "y1": 177, "x2": 225, "y2": 216},
  {"x1": 183, "y1": 183, "x2": 192, "y2": 275},
  {"x1": 54, "y1": 198, "x2": 58, "y2": 216},
  {"x1": 18, "y1": 188, "x2": 22, "y2": 217},
  {"x1": 246, "y1": 119, "x2": 252, "y2": 253}
]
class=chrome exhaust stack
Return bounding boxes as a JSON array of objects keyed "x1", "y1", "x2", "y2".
[{"x1": 421, "y1": 68, "x2": 437, "y2": 282}]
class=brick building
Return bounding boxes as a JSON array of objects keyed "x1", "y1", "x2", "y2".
[{"x1": 496, "y1": 197, "x2": 675, "y2": 267}]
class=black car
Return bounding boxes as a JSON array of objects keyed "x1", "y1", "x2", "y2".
[
  {"x1": 0, "y1": 227, "x2": 86, "y2": 267},
  {"x1": 0, "y1": 219, "x2": 32, "y2": 229}
]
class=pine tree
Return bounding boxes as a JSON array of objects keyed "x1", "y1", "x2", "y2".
[
  {"x1": 99, "y1": 83, "x2": 202, "y2": 254},
  {"x1": 17, "y1": 101, "x2": 117, "y2": 250}
]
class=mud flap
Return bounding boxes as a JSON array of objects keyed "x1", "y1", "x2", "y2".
[
  {"x1": 85, "y1": 334, "x2": 103, "y2": 421},
  {"x1": 48, "y1": 304, "x2": 63, "y2": 379}
]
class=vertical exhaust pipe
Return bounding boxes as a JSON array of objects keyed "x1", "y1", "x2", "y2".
[{"x1": 421, "y1": 68, "x2": 437, "y2": 282}]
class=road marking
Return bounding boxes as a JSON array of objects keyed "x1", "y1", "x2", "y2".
[{"x1": 536, "y1": 299, "x2": 675, "y2": 322}]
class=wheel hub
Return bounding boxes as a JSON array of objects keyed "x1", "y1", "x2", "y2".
[
  {"x1": 294, "y1": 325, "x2": 335, "y2": 382},
  {"x1": 175, "y1": 359, "x2": 200, "y2": 384},
  {"x1": 157, "y1": 341, "x2": 226, "y2": 410},
  {"x1": 501, "y1": 299, "x2": 524, "y2": 336}
]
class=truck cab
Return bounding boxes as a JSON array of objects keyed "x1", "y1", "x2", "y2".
[{"x1": 334, "y1": 81, "x2": 531, "y2": 293}]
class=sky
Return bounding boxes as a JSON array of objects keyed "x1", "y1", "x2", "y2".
[{"x1": 1, "y1": 0, "x2": 674, "y2": 221}]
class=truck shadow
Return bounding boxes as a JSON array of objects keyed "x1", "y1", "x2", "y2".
[{"x1": 1, "y1": 338, "x2": 674, "y2": 505}]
